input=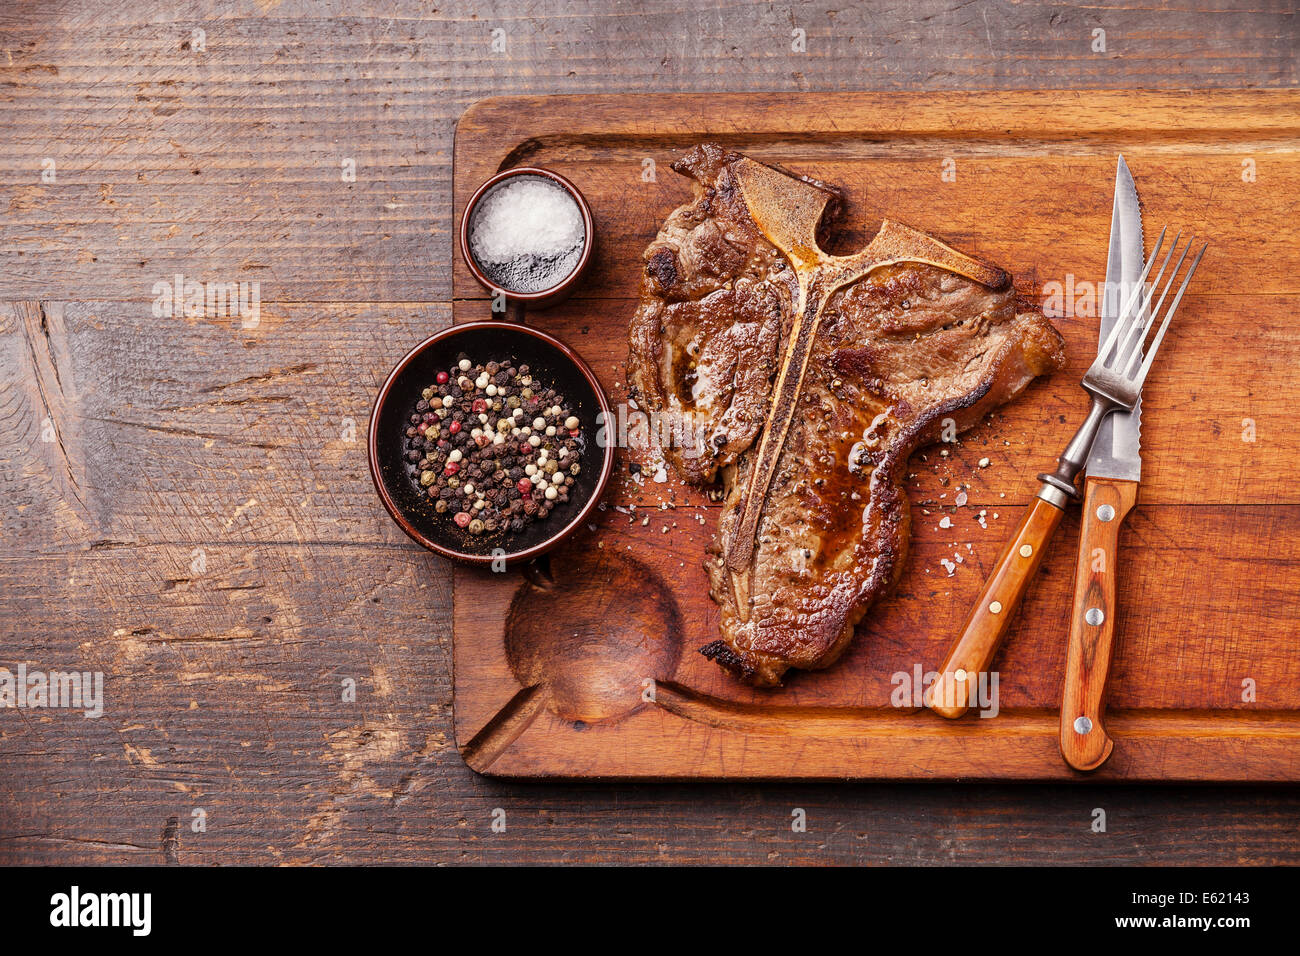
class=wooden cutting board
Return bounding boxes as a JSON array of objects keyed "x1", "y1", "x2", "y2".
[{"x1": 449, "y1": 91, "x2": 1300, "y2": 781}]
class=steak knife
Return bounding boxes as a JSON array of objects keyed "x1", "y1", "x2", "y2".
[{"x1": 1059, "y1": 156, "x2": 1145, "y2": 771}]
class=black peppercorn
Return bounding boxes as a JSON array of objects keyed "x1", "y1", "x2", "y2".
[{"x1": 401, "y1": 356, "x2": 585, "y2": 540}]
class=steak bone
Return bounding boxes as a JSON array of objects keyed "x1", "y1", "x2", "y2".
[{"x1": 724, "y1": 157, "x2": 1011, "y2": 619}]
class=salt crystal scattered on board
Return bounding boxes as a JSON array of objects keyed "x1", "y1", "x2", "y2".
[{"x1": 939, "y1": 516, "x2": 952, "y2": 529}]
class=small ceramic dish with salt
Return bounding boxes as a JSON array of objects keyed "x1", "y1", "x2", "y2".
[{"x1": 459, "y1": 167, "x2": 594, "y2": 308}]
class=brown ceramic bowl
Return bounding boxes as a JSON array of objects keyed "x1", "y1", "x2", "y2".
[
  {"x1": 368, "y1": 321, "x2": 614, "y2": 566},
  {"x1": 459, "y1": 167, "x2": 594, "y2": 309}
]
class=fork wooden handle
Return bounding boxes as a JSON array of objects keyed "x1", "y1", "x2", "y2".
[
  {"x1": 926, "y1": 495, "x2": 1065, "y2": 718},
  {"x1": 1059, "y1": 476, "x2": 1139, "y2": 771}
]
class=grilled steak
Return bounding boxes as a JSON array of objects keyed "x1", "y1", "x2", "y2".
[
  {"x1": 702, "y1": 265, "x2": 1065, "y2": 684},
  {"x1": 627, "y1": 144, "x2": 837, "y2": 483},
  {"x1": 628, "y1": 145, "x2": 1065, "y2": 685}
]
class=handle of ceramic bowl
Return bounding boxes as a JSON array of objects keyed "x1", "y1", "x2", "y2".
[{"x1": 521, "y1": 554, "x2": 554, "y2": 590}]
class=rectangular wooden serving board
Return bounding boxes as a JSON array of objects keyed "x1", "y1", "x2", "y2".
[{"x1": 450, "y1": 91, "x2": 1300, "y2": 780}]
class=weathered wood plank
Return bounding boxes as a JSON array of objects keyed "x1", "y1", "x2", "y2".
[
  {"x1": 2, "y1": 0, "x2": 1298, "y2": 865},
  {"x1": 0, "y1": 289, "x2": 1289, "y2": 562},
  {"x1": 0, "y1": 542, "x2": 1295, "y2": 859},
  {"x1": 0, "y1": 299, "x2": 451, "y2": 546},
  {"x1": 0, "y1": 540, "x2": 454, "y2": 864},
  {"x1": 2, "y1": 5, "x2": 1296, "y2": 301}
]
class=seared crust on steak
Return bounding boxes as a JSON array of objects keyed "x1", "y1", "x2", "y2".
[
  {"x1": 629, "y1": 145, "x2": 1065, "y2": 685},
  {"x1": 627, "y1": 144, "x2": 840, "y2": 483},
  {"x1": 705, "y1": 265, "x2": 1064, "y2": 685}
]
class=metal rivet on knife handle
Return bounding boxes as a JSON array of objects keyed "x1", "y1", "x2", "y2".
[
  {"x1": 1060, "y1": 478, "x2": 1139, "y2": 772},
  {"x1": 1073, "y1": 716, "x2": 1094, "y2": 735},
  {"x1": 1097, "y1": 504, "x2": 1115, "y2": 521},
  {"x1": 937, "y1": 228, "x2": 1200, "y2": 726}
]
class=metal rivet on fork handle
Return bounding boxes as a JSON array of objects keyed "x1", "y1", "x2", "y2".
[
  {"x1": 1073, "y1": 716, "x2": 1094, "y2": 735},
  {"x1": 1096, "y1": 504, "x2": 1115, "y2": 522},
  {"x1": 1085, "y1": 607, "x2": 1105, "y2": 626}
]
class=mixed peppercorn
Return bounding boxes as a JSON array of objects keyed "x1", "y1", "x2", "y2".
[{"x1": 402, "y1": 356, "x2": 584, "y2": 536}]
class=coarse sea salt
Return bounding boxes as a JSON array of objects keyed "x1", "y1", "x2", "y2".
[{"x1": 468, "y1": 176, "x2": 585, "y2": 293}]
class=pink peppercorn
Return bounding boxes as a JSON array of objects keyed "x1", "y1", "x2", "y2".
[
  {"x1": 516, "y1": 478, "x2": 532, "y2": 495},
  {"x1": 444, "y1": 462, "x2": 459, "y2": 475},
  {"x1": 436, "y1": 371, "x2": 449, "y2": 384},
  {"x1": 417, "y1": 422, "x2": 429, "y2": 434},
  {"x1": 448, "y1": 420, "x2": 461, "y2": 434},
  {"x1": 453, "y1": 511, "x2": 471, "y2": 528}
]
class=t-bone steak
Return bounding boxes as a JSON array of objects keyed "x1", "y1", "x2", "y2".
[{"x1": 627, "y1": 144, "x2": 1065, "y2": 686}]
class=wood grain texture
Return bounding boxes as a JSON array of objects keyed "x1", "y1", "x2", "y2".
[
  {"x1": 1060, "y1": 476, "x2": 1140, "y2": 771},
  {"x1": 452, "y1": 90, "x2": 1300, "y2": 781},
  {"x1": 928, "y1": 495, "x2": 1065, "y2": 719},
  {"x1": 1, "y1": 0, "x2": 1298, "y2": 864}
]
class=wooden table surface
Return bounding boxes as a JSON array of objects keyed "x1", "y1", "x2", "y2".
[{"x1": 2, "y1": 0, "x2": 1297, "y2": 865}]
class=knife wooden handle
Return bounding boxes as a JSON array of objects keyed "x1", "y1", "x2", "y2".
[
  {"x1": 926, "y1": 495, "x2": 1065, "y2": 719},
  {"x1": 1059, "y1": 476, "x2": 1139, "y2": 770}
]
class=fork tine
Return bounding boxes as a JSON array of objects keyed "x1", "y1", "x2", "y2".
[
  {"x1": 1135, "y1": 241, "x2": 1208, "y2": 385},
  {"x1": 1097, "y1": 225, "x2": 1167, "y2": 366},
  {"x1": 1110, "y1": 230, "x2": 1180, "y2": 369},
  {"x1": 1122, "y1": 236, "x2": 1193, "y2": 376}
]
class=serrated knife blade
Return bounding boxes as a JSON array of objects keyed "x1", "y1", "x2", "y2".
[{"x1": 1087, "y1": 155, "x2": 1144, "y2": 481}]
